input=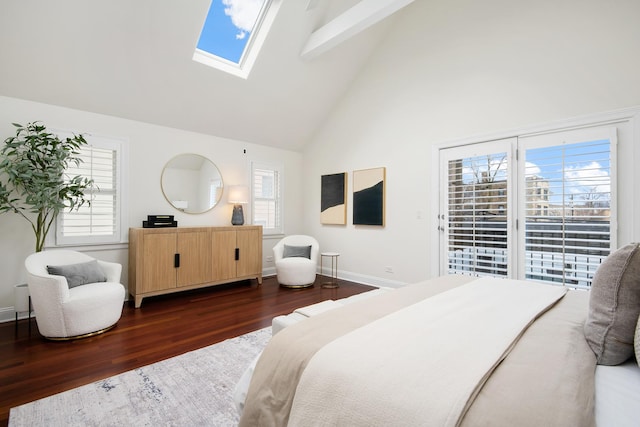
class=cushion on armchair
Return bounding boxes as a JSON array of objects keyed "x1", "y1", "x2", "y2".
[
  {"x1": 47, "y1": 260, "x2": 107, "y2": 289},
  {"x1": 283, "y1": 245, "x2": 312, "y2": 259}
]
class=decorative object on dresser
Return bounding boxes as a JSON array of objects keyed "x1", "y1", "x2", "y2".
[
  {"x1": 228, "y1": 185, "x2": 249, "y2": 226},
  {"x1": 129, "y1": 226, "x2": 262, "y2": 308},
  {"x1": 142, "y1": 214, "x2": 178, "y2": 228}
]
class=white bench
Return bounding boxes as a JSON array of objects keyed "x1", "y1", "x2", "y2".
[{"x1": 271, "y1": 288, "x2": 391, "y2": 335}]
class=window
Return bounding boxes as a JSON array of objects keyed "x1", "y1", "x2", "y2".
[
  {"x1": 55, "y1": 133, "x2": 126, "y2": 246},
  {"x1": 442, "y1": 139, "x2": 512, "y2": 278},
  {"x1": 251, "y1": 162, "x2": 282, "y2": 235},
  {"x1": 439, "y1": 124, "x2": 616, "y2": 289},
  {"x1": 519, "y1": 127, "x2": 615, "y2": 288},
  {"x1": 193, "y1": 0, "x2": 282, "y2": 79}
]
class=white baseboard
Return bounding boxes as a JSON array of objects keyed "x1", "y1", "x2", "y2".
[
  {"x1": 336, "y1": 270, "x2": 406, "y2": 289},
  {"x1": 267, "y1": 266, "x2": 405, "y2": 289},
  {"x1": 0, "y1": 307, "x2": 19, "y2": 323},
  {"x1": 262, "y1": 267, "x2": 276, "y2": 277}
]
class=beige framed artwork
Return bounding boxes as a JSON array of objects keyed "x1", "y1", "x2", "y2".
[
  {"x1": 320, "y1": 172, "x2": 347, "y2": 225},
  {"x1": 353, "y1": 167, "x2": 385, "y2": 226}
]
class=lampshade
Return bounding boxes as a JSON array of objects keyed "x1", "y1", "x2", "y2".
[{"x1": 227, "y1": 185, "x2": 249, "y2": 204}]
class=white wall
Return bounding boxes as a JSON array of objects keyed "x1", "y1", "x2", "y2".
[
  {"x1": 0, "y1": 96, "x2": 304, "y2": 319},
  {"x1": 302, "y1": 0, "x2": 640, "y2": 286}
]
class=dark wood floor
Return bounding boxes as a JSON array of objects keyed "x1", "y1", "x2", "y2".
[{"x1": 0, "y1": 275, "x2": 376, "y2": 426}]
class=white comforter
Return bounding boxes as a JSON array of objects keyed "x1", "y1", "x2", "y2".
[
  {"x1": 239, "y1": 276, "x2": 596, "y2": 427},
  {"x1": 287, "y1": 278, "x2": 566, "y2": 427}
]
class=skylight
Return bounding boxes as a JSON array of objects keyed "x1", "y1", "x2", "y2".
[{"x1": 193, "y1": 0, "x2": 280, "y2": 79}]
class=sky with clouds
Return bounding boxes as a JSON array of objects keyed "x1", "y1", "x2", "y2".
[
  {"x1": 457, "y1": 139, "x2": 611, "y2": 206},
  {"x1": 197, "y1": 0, "x2": 266, "y2": 63}
]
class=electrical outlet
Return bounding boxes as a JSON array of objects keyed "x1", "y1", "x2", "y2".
[
  {"x1": 384, "y1": 266, "x2": 393, "y2": 273},
  {"x1": 266, "y1": 255, "x2": 274, "y2": 262}
]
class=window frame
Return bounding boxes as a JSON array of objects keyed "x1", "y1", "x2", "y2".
[
  {"x1": 517, "y1": 126, "x2": 617, "y2": 288},
  {"x1": 251, "y1": 160, "x2": 283, "y2": 236},
  {"x1": 50, "y1": 132, "x2": 128, "y2": 248},
  {"x1": 440, "y1": 138, "x2": 515, "y2": 278},
  {"x1": 193, "y1": 0, "x2": 283, "y2": 79}
]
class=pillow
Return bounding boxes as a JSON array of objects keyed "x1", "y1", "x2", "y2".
[
  {"x1": 635, "y1": 315, "x2": 640, "y2": 368},
  {"x1": 584, "y1": 242, "x2": 640, "y2": 365},
  {"x1": 47, "y1": 260, "x2": 107, "y2": 289},
  {"x1": 283, "y1": 244, "x2": 312, "y2": 259}
]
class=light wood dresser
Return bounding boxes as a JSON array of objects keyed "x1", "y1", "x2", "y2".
[{"x1": 129, "y1": 226, "x2": 262, "y2": 307}]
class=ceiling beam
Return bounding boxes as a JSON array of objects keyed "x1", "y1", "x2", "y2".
[
  {"x1": 301, "y1": 0, "x2": 415, "y2": 60},
  {"x1": 306, "y1": 0, "x2": 320, "y2": 11}
]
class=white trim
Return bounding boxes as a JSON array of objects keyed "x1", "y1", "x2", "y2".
[
  {"x1": 45, "y1": 242, "x2": 129, "y2": 252},
  {"x1": 0, "y1": 307, "x2": 18, "y2": 324},
  {"x1": 433, "y1": 106, "x2": 640, "y2": 151},
  {"x1": 262, "y1": 267, "x2": 405, "y2": 289},
  {"x1": 336, "y1": 269, "x2": 406, "y2": 289}
]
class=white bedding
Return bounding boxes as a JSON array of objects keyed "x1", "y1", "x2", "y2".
[
  {"x1": 595, "y1": 360, "x2": 640, "y2": 427},
  {"x1": 287, "y1": 278, "x2": 566, "y2": 426}
]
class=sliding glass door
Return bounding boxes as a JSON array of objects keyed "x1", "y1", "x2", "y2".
[
  {"x1": 439, "y1": 125, "x2": 616, "y2": 288},
  {"x1": 439, "y1": 138, "x2": 515, "y2": 278}
]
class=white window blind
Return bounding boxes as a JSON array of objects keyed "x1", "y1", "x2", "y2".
[
  {"x1": 251, "y1": 162, "x2": 282, "y2": 235},
  {"x1": 446, "y1": 150, "x2": 509, "y2": 277},
  {"x1": 439, "y1": 125, "x2": 616, "y2": 289},
  {"x1": 55, "y1": 134, "x2": 124, "y2": 246},
  {"x1": 522, "y1": 134, "x2": 614, "y2": 288}
]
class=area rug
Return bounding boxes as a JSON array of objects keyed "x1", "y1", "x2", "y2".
[{"x1": 9, "y1": 327, "x2": 271, "y2": 426}]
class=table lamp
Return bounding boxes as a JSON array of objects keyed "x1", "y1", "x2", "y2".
[{"x1": 228, "y1": 185, "x2": 249, "y2": 225}]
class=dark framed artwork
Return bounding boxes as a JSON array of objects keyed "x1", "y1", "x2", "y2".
[
  {"x1": 320, "y1": 172, "x2": 347, "y2": 225},
  {"x1": 353, "y1": 167, "x2": 385, "y2": 226}
]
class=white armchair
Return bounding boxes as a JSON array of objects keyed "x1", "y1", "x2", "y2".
[
  {"x1": 273, "y1": 235, "x2": 319, "y2": 288},
  {"x1": 24, "y1": 249, "x2": 126, "y2": 340}
]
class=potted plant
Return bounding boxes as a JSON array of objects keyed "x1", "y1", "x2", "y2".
[{"x1": 0, "y1": 122, "x2": 93, "y2": 252}]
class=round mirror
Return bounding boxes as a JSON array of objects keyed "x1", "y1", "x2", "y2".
[{"x1": 161, "y1": 154, "x2": 224, "y2": 214}]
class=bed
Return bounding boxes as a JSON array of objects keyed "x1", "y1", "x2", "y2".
[{"x1": 236, "y1": 244, "x2": 640, "y2": 427}]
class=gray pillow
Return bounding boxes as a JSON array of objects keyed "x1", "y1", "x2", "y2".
[
  {"x1": 47, "y1": 260, "x2": 107, "y2": 289},
  {"x1": 283, "y1": 244, "x2": 312, "y2": 259},
  {"x1": 584, "y1": 242, "x2": 640, "y2": 365}
]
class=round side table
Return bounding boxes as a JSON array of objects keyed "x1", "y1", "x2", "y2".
[{"x1": 320, "y1": 252, "x2": 340, "y2": 289}]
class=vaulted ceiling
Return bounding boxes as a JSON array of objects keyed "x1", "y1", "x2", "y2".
[{"x1": 0, "y1": 0, "x2": 413, "y2": 151}]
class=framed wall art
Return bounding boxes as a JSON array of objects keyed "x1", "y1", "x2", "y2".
[
  {"x1": 353, "y1": 167, "x2": 385, "y2": 226},
  {"x1": 320, "y1": 172, "x2": 347, "y2": 225}
]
